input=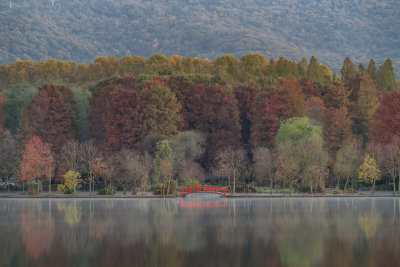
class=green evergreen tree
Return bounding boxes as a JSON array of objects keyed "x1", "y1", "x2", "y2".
[
  {"x1": 349, "y1": 75, "x2": 379, "y2": 145},
  {"x1": 152, "y1": 139, "x2": 174, "y2": 190},
  {"x1": 276, "y1": 56, "x2": 290, "y2": 77},
  {"x1": 300, "y1": 58, "x2": 308, "y2": 73},
  {"x1": 340, "y1": 57, "x2": 357, "y2": 84},
  {"x1": 267, "y1": 58, "x2": 276, "y2": 76},
  {"x1": 239, "y1": 53, "x2": 268, "y2": 81},
  {"x1": 377, "y1": 58, "x2": 397, "y2": 92},
  {"x1": 144, "y1": 85, "x2": 182, "y2": 136},
  {"x1": 358, "y1": 64, "x2": 367, "y2": 74},
  {"x1": 307, "y1": 56, "x2": 322, "y2": 84},
  {"x1": 298, "y1": 63, "x2": 306, "y2": 77},
  {"x1": 367, "y1": 59, "x2": 377, "y2": 83}
]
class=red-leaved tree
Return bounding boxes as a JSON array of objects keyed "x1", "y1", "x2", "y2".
[
  {"x1": 18, "y1": 85, "x2": 73, "y2": 156},
  {"x1": 373, "y1": 91, "x2": 400, "y2": 144},
  {"x1": 185, "y1": 83, "x2": 241, "y2": 167},
  {"x1": 234, "y1": 83, "x2": 258, "y2": 148},
  {"x1": 250, "y1": 89, "x2": 287, "y2": 148},
  {"x1": 103, "y1": 86, "x2": 147, "y2": 153}
]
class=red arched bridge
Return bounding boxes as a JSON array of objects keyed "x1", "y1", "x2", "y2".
[{"x1": 179, "y1": 186, "x2": 227, "y2": 196}]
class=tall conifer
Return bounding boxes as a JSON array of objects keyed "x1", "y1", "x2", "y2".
[
  {"x1": 367, "y1": 59, "x2": 377, "y2": 82},
  {"x1": 377, "y1": 58, "x2": 397, "y2": 92},
  {"x1": 340, "y1": 57, "x2": 357, "y2": 84}
]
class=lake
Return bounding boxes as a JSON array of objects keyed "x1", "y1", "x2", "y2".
[{"x1": 0, "y1": 197, "x2": 399, "y2": 267}]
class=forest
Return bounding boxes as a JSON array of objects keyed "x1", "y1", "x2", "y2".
[
  {"x1": 1, "y1": 0, "x2": 400, "y2": 76},
  {"x1": 0, "y1": 53, "x2": 399, "y2": 195}
]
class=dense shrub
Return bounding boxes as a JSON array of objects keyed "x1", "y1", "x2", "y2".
[{"x1": 98, "y1": 184, "x2": 116, "y2": 195}]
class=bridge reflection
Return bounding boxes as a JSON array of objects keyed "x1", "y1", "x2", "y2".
[
  {"x1": 180, "y1": 199, "x2": 228, "y2": 209},
  {"x1": 179, "y1": 186, "x2": 228, "y2": 196}
]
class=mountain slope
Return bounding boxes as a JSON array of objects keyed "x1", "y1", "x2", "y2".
[{"x1": 1, "y1": 0, "x2": 399, "y2": 72}]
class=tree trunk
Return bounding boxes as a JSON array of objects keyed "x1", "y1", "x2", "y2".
[
  {"x1": 393, "y1": 175, "x2": 396, "y2": 195},
  {"x1": 372, "y1": 180, "x2": 375, "y2": 196},
  {"x1": 270, "y1": 180, "x2": 273, "y2": 195},
  {"x1": 344, "y1": 177, "x2": 349, "y2": 192},
  {"x1": 48, "y1": 178, "x2": 51, "y2": 194},
  {"x1": 228, "y1": 175, "x2": 231, "y2": 194},
  {"x1": 310, "y1": 182, "x2": 313, "y2": 194},
  {"x1": 289, "y1": 183, "x2": 292, "y2": 196},
  {"x1": 233, "y1": 170, "x2": 236, "y2": 196}
]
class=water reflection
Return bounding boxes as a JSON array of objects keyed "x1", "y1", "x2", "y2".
[
  {"x1": 57, "y1": 201, "x2": 82, "y2": 226},
  {"x1": 180, "y1": 199, "x2": 228, "y2": 209},
  {"x1": 20, "y1": 210, "x2": 54, "y2": 259},
  {"x1": 0, "y1": 198, "x2": 399, "y2": 266}
]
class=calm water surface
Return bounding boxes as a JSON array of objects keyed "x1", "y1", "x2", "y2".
[{"x1": 0, "y1": 197, "x2": 399, "y2": 267}]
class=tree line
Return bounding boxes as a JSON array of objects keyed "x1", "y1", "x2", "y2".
[{"x1": 0, "y1": 54, "x2": 399, "y2": 195}]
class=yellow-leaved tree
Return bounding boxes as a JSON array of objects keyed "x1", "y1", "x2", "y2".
[
  {"x1": 358, "y1": 155, "x2": 381, "y2": 195},
  {"x1": 57, "y1": 170, "x2": 82, "y2": 194}
]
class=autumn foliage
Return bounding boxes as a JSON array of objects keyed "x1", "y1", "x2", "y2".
[
  {"x1": 0, "y1": 54, "x2": 398, "y2": 193},
  {"x1": 18, "y1": 85, "x2": 75, "y2": 155},
  {"x1": 20, "y1": 136, "x2": 54, "y2": 190},
  {"x1": 184, "y1": 83, "x2": 241, "y2": 166},
  {"x1": 103, "y1": 86, "x2": 147, "y2": 153},
  {"x1": 372, "y1": 91, "x2": 400, "y2": 144},
  {"x1": 250, "y1": 89, "x2": 287, "y2": 148}
]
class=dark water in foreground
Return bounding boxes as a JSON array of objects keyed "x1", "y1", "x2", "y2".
[{"x1": 0, "y1": 197, "x2": 399, "y2": 267}]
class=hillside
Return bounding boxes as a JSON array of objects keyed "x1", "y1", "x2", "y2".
[{"x1": 1, "y1": 0, "x2": 399, "y2": 73}]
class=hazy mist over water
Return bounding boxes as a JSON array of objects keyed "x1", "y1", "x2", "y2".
[{"x1": 0, "y1": 197, "x2": 399, "y2": 266}]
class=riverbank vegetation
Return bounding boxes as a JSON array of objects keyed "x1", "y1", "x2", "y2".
[{"x1": 0, "y1": 54, "x2": 399, "y2": 196}]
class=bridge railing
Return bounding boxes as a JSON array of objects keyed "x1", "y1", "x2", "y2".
[{"x1": 179, "y1": 186, "x2": 227, "y2": 196}]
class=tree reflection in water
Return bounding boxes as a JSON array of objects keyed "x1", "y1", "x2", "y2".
[
  {"x1": 20, "y1": 204, "x2": 55, "y2": 259},
  {"x1": 0, "y1": 198, "x2": 399, "y2": 266},
  {"x1": 57, "y1": 201, "x2": 82, "y2": 226}
]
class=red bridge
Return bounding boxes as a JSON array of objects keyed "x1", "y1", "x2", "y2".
[{"x1": 179, "y1": 186, "x2": 228, "y2": 196}]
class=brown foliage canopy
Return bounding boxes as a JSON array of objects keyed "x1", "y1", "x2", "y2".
[
  {"x1": 185, "y1": 83, "x2": 241, "y2": 166},
  {"x1": 373, "y1": 91, "x2": 400, "y2": 144},
  {"x1": 250, "y1": 89, "x2": 287, "y2": 148},
  {"x1": 280, "y1": 79, "x2": 306, "y2": 118},
  {"x1": 103, "y1": 86, "x2": 147, "y2": 154},
  {"x1": 323, "y1": 107, "x2": 353, "y2": 165},
  {"x1": 18, "y1": 85, "x2": 74, "y2": 155},
  {"x1": 234, "y1": 83, "x2": 259, "y2": 146}
]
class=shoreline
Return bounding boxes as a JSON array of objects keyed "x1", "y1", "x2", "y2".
[{"x1": 0, "y1": 194, "x2": 399, "y2": 198}]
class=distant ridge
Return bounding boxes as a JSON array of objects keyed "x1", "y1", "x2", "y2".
[{"x1": 1, "y1": 0, "x2": 399, "y2": 74}]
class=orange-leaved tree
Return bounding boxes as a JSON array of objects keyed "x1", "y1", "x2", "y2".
[{"x1": 20, "y1": 136, "x2": 54, "y2": 194}]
